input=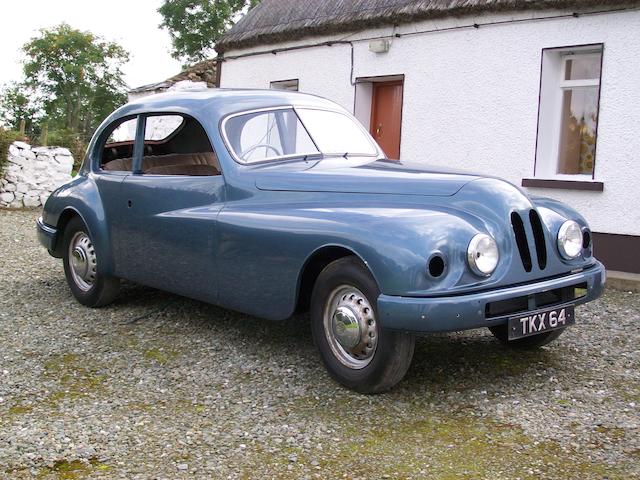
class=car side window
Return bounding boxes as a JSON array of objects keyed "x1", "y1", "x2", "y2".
[
  {"x1": 100, "y1": 117, "x2": 137, "y2": 172},
  {"x1": 140, "y1": 114, "x2": 221, "y2": 176}
]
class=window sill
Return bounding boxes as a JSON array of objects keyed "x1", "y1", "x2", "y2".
[{"x1": 521, "y1": 178, "x2": 604, "y2": 192}]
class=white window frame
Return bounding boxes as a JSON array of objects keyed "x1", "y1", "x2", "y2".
[{"x1": 534, "y1": 45, "x2": 603, "y2": 181}]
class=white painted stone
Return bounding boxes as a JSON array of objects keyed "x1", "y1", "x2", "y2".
[
  {"x1": 3, "y1": 141, "x2": 74, "y2": 208},
  {"x1": 0, "y1": 192, "x2": 15, "y2": 203},
  {"x1": 13, "y1": 141, "x2": 30, "y2": 150},
  {"x1": 31, "y1": 146, "x2": 51, "y2": 154},
  {"x1": 8, "y1": 155, "x2": 27, "y2": 166},
  {"x1": 23, "y1": 195, "x2": 40, "y2": 208},
  {"x1": 46, "y1": 147, "x2": 72, "y2": 156},
  {"x1": 55, "y1": 155, "x2": 74, "y2": 166}
]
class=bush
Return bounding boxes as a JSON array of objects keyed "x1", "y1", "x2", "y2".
[
  {"x1": 46, "y1": 129, "x2": 88, "y2": 171},
  {"x1": 0, "y1": 128, "x2": 23, "y2": 176}
]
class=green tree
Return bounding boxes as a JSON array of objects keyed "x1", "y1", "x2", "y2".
[
  {"x1": 0, "y1": 82, "x2": 42, "y2": 135},
  {"x1": 159, "y1": 0, "x2": 260, "y2": 64},
  {"x1": 20, "y1": 23, "x2": 129, "y2": 141}
]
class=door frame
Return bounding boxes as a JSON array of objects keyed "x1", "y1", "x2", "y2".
[{"x1": 354, "y1": 75, "x2": 405, "y2": 160}]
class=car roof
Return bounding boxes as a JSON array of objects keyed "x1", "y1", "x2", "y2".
[{"x1": 120, "y1": 88, "x2": 342, "y2": 119}]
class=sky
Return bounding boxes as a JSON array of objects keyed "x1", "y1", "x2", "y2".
[{"x1": 0, "y1": 0, "x2": 183, "y2": 91}]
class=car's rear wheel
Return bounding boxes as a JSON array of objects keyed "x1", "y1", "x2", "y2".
[
  {"x1": 310, "y1": 256, "x2": 415, "y2": 394},
  {"x1": 62, "y1": 216, "x2": 119, "y2": 307},
  {"x1": 488, "y1": 324, "x2": 565, "y2": 349}
]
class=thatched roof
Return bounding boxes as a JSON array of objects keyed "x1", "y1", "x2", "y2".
[
  {"x1": 129, "y1": 59, "x2": 218, "y2": 94},
  {"x1": 216, "y1": 0, "x2": 637, "y2": 53}
]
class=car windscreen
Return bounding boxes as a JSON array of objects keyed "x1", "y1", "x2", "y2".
[
  {"x1": 295, "y1": 108, "x2": 377, "y2": 157},
  {"x1": 223, "y1": 107, "x2": 378, "y2": 164}
]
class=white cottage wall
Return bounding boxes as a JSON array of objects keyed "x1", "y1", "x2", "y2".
[{"x1": 220, "y1": 8, "x2": 640, "y2": 237}]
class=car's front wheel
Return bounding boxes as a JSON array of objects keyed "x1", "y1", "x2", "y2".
[
  {"x1": 62, "y1": 216, "x2": 120, "y2": 307},
  {"x1": 310, "y1": 256, "x2": 415, "y2": 394}
]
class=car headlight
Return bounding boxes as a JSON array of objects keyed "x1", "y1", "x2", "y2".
[
  {"x1": 467, "y1": 234, "x2": 499, "y2": 276},
  {"x1": 557, "y1": 220, "x2": 583, "y2": 259}
]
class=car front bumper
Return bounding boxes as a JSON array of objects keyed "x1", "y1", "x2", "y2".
[
  {"x1": 377, "y1": 261, "x2": 606, "y2": 333},
  {"x1": 36, "y1": 216, "x2": 58, "y2": 254}
]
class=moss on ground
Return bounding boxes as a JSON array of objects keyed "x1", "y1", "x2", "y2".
[
  {"x1": 248, "y1": 395, "x2": 629, "y2": 479},
  {"x1": 142, "y1": 347, "x2": 178, "y2": 365},
  {"x1": 36, "y1": 458, "x2": 109, "y2": 479}
]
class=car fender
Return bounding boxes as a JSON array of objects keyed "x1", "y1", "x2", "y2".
[{"x1": 42, "y1": 175, "x2": 115, "y2": 276}]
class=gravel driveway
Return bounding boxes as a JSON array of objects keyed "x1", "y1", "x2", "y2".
[{"x1": 1, "y1": 208, "x2": 638, "y2": 479}]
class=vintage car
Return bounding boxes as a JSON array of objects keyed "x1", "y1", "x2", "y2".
[{"x1": 37, "y1": 89, "x2": 605, "y2": 393}]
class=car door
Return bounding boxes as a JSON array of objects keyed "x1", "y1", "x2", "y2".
[
  {"x1": 93, "y1": 116, "x2": 138, "y2": 271},
  {"x1": 116, "y1": 114, "x2": 226, "y2": 304}
]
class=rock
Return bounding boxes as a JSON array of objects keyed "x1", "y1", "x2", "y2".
[
  {"x1": 50, "y1": 147, "x2": 71, "y2": 156},
  {"x1": 2, "y1": 141, "x2": 74, "y2": 209},
  {"x1": 8, "y1": 155, "x2": 27, "y2": 166},
  {"x1": 55, "y1": 155, "x2": 74, "y2": 167},
  {"x1": 0, "y1": 192, "x2": 15, "y2": 203},
  {"x1": 22, "y1": 149, "x2": 36, "y2": 160},
  {"x1": 76, "y1": 446, "x2": 97, "y2": 458},
  {"x1": 23, "y1": 196, "x2": 40, "y2": 208},
  {"x1": 176, "y1": 463, "x2": 188, "y2": 471}
]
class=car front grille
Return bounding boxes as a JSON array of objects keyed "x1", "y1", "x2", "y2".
[
  {"x1": 485, "y1": 282, "x2": 587, "y2": 319},
  {"x1": 511, "y1": 209, "x2": 547, "y2": 272}
]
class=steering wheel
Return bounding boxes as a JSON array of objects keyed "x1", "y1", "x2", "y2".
[{"x1": 241, "y1": 143, "x2": 282, "y2": 161}]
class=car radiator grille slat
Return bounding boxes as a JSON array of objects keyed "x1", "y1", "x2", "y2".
[
  {"x1": 510, "y1": 210, "x2": 548, "y2": 272},
  {"x1": 511, "y1": 212, "x2": 532, "y2": 272},
  {"x1": 529, "y1": 209, "x2": 547, "y2": 270}
]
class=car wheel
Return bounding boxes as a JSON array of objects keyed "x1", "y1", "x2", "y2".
[
  {"x1": 488, "y1": 324, "x2": 564, "y2": 349},
  {"x1": 62, "y1": 216, "x2": 119, "y2": 307},
  {"x1": 310, "y1": 256, "x2": 415, "y2": 394}
]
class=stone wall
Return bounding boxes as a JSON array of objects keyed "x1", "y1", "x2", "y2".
[{"x1": 0, "y1": 141, "x2": 74, "y2": 209}]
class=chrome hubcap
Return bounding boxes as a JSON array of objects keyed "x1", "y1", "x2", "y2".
[
  {"x1": 68, "y1": 232, "x2": 97, "y2": 292},
  {"x1": 324, "y1": 286, "x2": 378, "y2": 369}
]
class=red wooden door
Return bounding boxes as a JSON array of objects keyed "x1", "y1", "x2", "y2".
[{"x1": 370, "y1": 81, "x2": 403, "y2": 160}]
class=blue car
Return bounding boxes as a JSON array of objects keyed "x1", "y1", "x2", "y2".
[{"x1": 37, "y1": 89, "x2": 605, "y2": 393}]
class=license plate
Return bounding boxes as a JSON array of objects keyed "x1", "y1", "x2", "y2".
[{"x1": 508, "y1": 304, "x2": 575, "y2": 340}]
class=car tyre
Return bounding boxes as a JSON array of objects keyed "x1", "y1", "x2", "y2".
[
  {"x1": 311, "y1": 256, "x2": 415, "y2": 394},
  {"x1": 62, "y1": 216, "x2": 119, "y2": 307},
  {"x1": 488, "y1": 324, "x2": 564, "y2": 349}
]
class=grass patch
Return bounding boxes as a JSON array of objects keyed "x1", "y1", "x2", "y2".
[
  {"x1": 143, "y1": 348, "x2": 178, "y2": 365},
  {"x1": 36, "y1": 458, "x2": 109, "y2": 479},
  {"x1": 7, "y1": 404, "x2": 33, "y2": 415}
]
